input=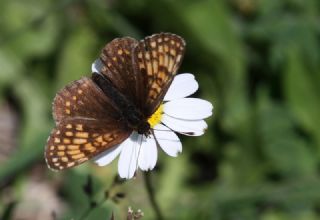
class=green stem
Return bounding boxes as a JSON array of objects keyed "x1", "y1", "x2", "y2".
[
  {"x1": 143, "y1": 172, "x2": 163, "y2": 220},
  {"x1": 78, "y1": 175, "x2": 122, "y2": 220}
]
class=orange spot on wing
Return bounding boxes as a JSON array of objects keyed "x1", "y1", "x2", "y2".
[
  {"x1": 76, "y1": 132, "x2": 89, "y2": 138},
  {"x1": 68, "y1": 145, "x2": 79, "y2": 150},
  {"x1": 58, "y1": 145, "x2": 66, "y2": 150},
  {"x1": 67, "y1": 150, "x2": 81, "y2": 155},
  {"x1": 63, "y1": 138, "x2": 71, "y2": 144},
  {"x1": 65, "y1": 132, "x2": 73, "y2": 137},
  {"x1": 57, "y1": 151, "x2": 65, "y2": 156},
  {"x1": 54, "y1": 138, "x2": 60, "y2": 143},
  {"x1": 73, "y1": 138, "x2": 87, "y2": 144},
  {"x1": 76, "y1": 124, "x2": 83, "y2": 131},
  {"x1": 72, "y1": 153, "x2": 85, "y2": 160}
]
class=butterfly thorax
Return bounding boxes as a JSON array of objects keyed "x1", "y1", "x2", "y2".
[
  {"x1": 120, "y1": 103, "x2": 150, "y2": 134},
  {"x1": 92, "y1": 72, "x2": 150, "y2": 135}
]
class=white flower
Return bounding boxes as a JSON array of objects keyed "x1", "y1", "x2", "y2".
[{"x1": 92, "y1": 62, "x2": 213, "y2": 179}]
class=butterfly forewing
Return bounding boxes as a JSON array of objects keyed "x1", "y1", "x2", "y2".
[
  {"x1": 133, "y1": 33, "x2": 186, "y2": 116},
  {"x1": 46, "y1": 119, "x2": 131, "y2": 170},
  {"x1": 46, "y1": 77, "x2": 131, "y2": 170},
  {"x1": 53, "y1": 77, "x2": 120, "y2": 123},
  {"x1": 97, "y1": 37, "x2": 140, "y2": 105}
]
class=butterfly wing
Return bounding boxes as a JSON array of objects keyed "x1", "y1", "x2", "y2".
[
  {"x1": 46, "y1": 118, "x2": 130, "y2": 170},
  {"x1": 93, "y1": 33, "x2": 186, "y2": 117},
  {"x1": 46, "y1": 77, "x2": 131, "y2": 170},
  {"x1": 133, "y1": 33, "x2": 186, "y2": 116},
  {"x1": 94, "y1": 37, "x2": 141, "y2": 106},
  {"x1": 53, "y1": 77, "x2": 120, "y2": 123}
]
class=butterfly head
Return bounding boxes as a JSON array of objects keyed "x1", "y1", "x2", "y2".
[{"x1": 137, "y1": 121, "x2": 150, "y2": 135}]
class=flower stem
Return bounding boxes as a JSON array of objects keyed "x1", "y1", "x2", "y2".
[
  {"x1": 143, "y1": 172, "x2": 163, "y2": 220},
  {"x1": 78, "y1": 196, "x2": 108, "y2": 220},
  {"x1": 78, "y1": 175, "x2": 122, "y2": 220}
]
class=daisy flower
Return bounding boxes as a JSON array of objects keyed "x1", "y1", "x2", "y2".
[{"x1": 92, "y1": 62, "x2": 213, "y2": 179}]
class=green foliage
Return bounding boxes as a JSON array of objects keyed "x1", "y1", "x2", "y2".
[{"x1": 1, "y1": 0, "x2": 320, "y2": 219}]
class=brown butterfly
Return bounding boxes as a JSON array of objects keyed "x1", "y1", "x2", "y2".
[{"x1": 45, "y1": 33, "x2": 186, "y2": 170}]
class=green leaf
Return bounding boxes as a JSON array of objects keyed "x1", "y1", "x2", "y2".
[
  {"x1": 257, "y1": 89, "x2": 317, "y2": 178},
  {"x1": 284, "y1": 48, "x2": 320, "y2": 145}
]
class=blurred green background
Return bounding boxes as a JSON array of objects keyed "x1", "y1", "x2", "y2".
[{"x1": 1, "y1": 0, "x2": 320, "y2": 219}]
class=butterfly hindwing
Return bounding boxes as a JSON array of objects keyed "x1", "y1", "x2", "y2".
[
  {"x1": 133, "y1": 33, "x2": 186, "y2": 116},
  {"x1": 45, "y1": 119, "x2": 131, "y2": 170},
  {"x1": 47, "y1": 77, "x2": 132, "y2": 170}
]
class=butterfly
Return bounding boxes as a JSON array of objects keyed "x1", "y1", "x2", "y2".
[{"x1": 45, "y1": 33, "x2": 186, "y2": 170}]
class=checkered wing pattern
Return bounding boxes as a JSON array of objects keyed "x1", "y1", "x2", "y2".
[
  {"x1": 46, "y1": 119, "x2": 130, "y2": 170},
  {"x1": 46, "y1": 33, "x2": 187, "y2": 171},
  {"x1": 97, "y1": 37, "x2": 140, "y2": 105},
  {"x1": 53, "y1": 77, "x2": 120, "y2": 123},
  {"x1": 133, "y1": 33, "x2": 186, "y2": 116},
  {"x1": 46, "y1": 77, "x2": 131, "y2": 170}
]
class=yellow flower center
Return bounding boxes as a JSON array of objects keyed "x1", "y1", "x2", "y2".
[{"x1": 148, "y1": 104, "x2": 164, "y2": 128}]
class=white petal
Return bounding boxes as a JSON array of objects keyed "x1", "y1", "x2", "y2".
[
  {"x1": 164, "y1": 73, "x2": 199, "y2": 101},
  {"x1": 161, "y1": 114, "x2": 207, "y2": 136},
  {"x1": 91, "y1": 58, "x2": 104, "y2": 73},
  {"x1": 118, "y1": 132, "x2": 142, "y2": 179},
  {"x1": 94, "y1": 144, "x2": 123, "y2": 166},
  {"x1": 138, "y1": 136, "x2": 158, "y2": 171},
  {"x1": 163, "y1": 98, "x2": 213, "y2": 120},
  {"x1": 153, "y1": 124, "x2": 182, "y2": 157}
]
